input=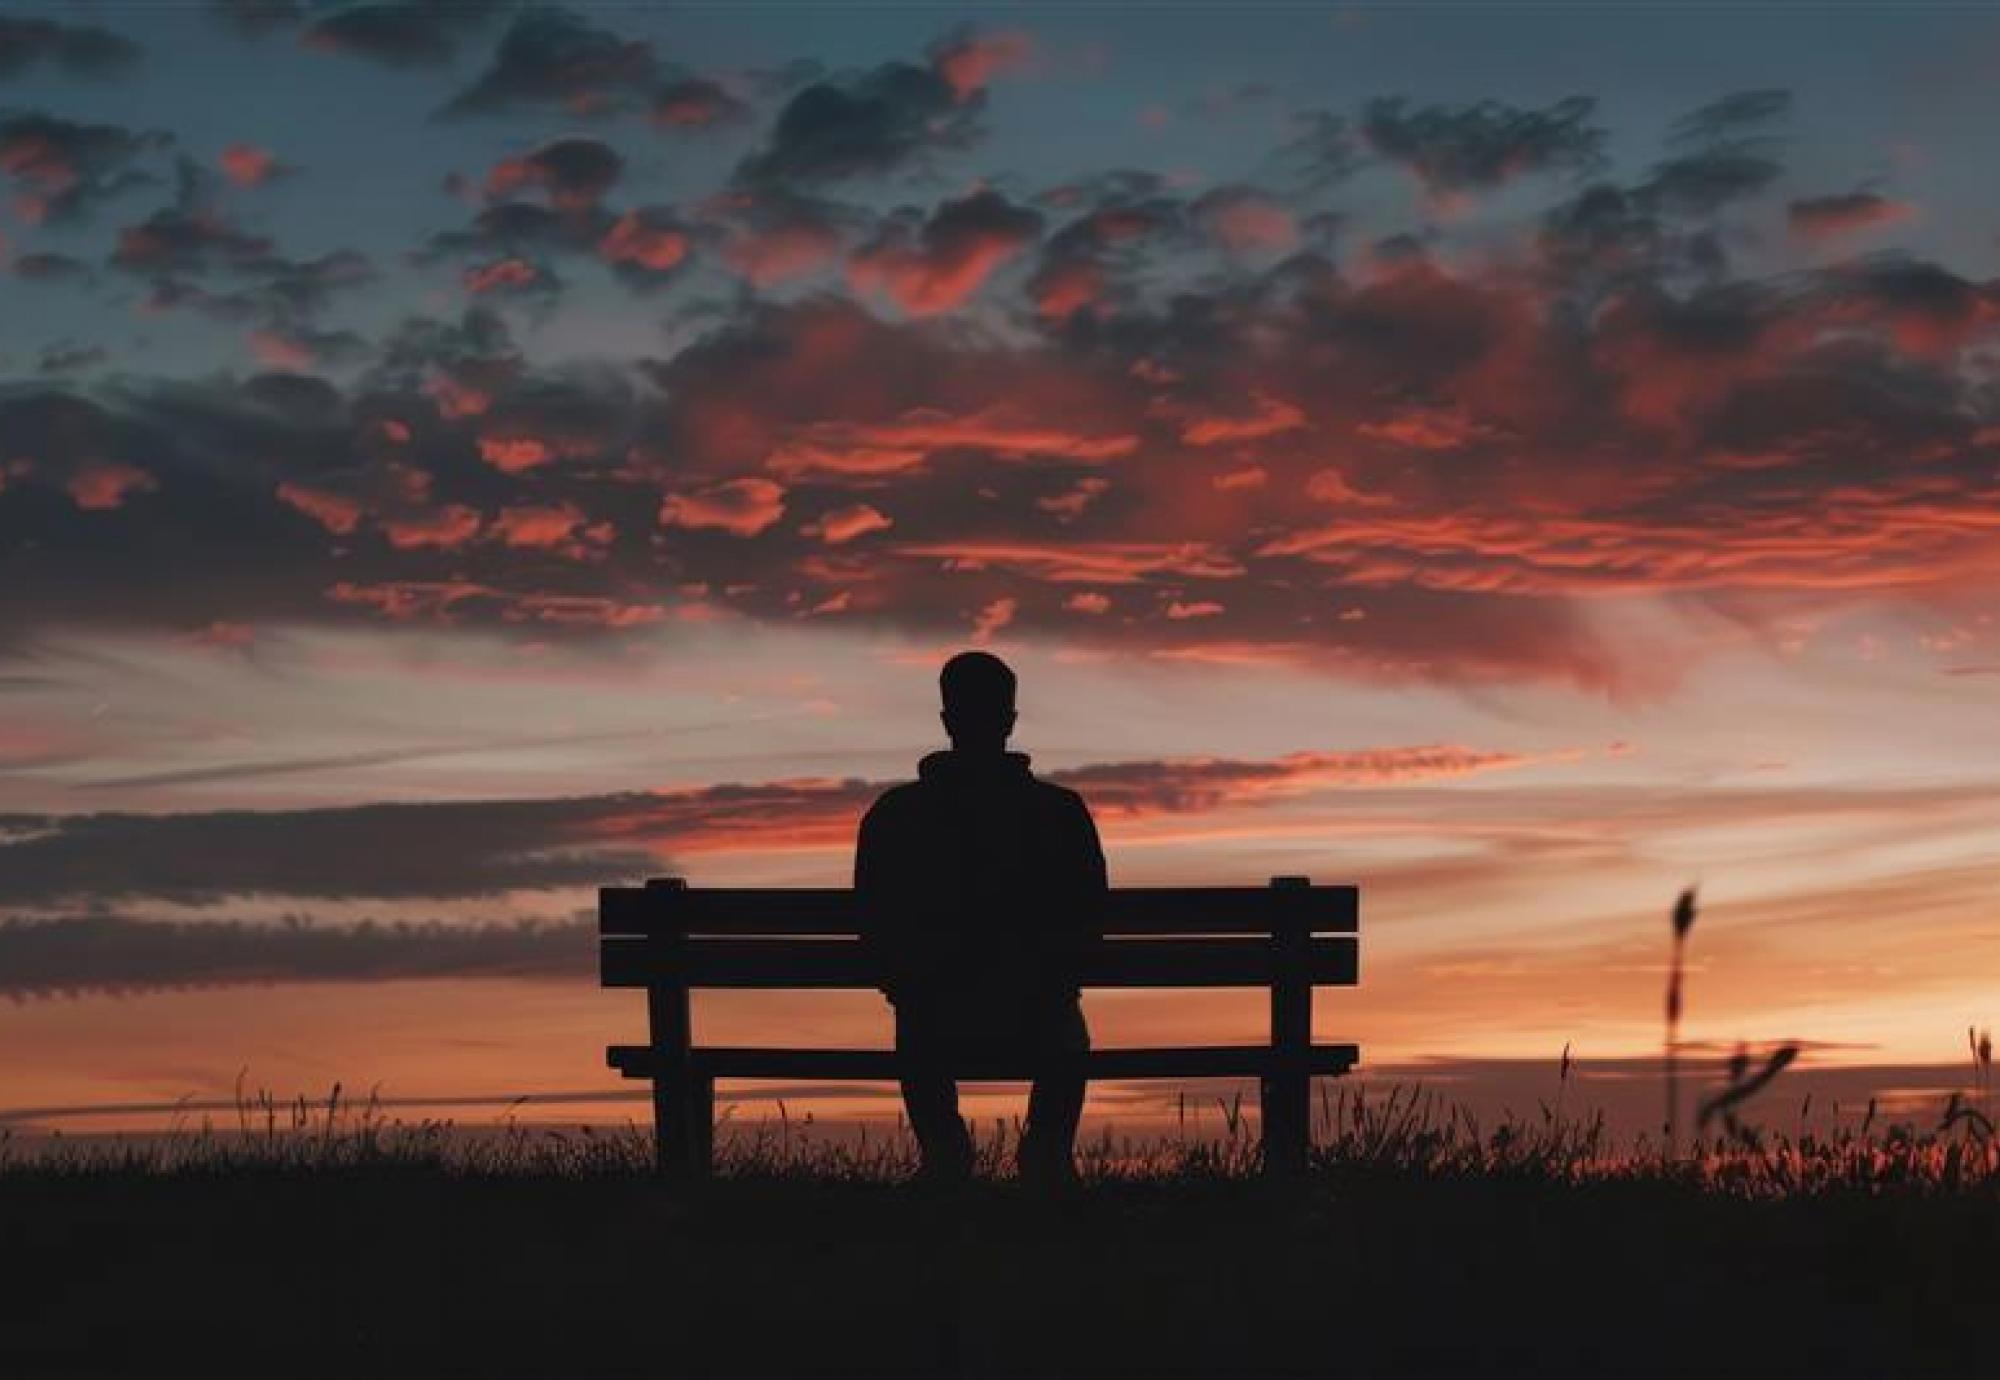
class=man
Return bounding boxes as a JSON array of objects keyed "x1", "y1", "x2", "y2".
[{"x1": 855, "y1": 650, "x2": 1108, "y2": 1185}]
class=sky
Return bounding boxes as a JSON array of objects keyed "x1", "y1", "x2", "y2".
[{"x1": 2, "y1": 1, "x2": 1999, "y2": 1138}]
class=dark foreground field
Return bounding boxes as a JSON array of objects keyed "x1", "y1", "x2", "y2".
[{"x1": 4, "y1": 1101, "x2": 1998, "y2": 1378}]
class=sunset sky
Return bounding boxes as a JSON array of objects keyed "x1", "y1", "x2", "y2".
[{"x1": 3, "y1": 2, "x2": 1999, "y2": 1137}]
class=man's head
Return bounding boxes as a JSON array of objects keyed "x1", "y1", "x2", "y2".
[{"x1": 939, "y1": 650, "x2": 1017, "y2": 754}]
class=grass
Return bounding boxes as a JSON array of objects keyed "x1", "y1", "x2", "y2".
[{"x1": 5, "y1": 1081, "x2": 2000, "y2": 1378}]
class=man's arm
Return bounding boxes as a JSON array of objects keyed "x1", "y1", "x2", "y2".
[
  {"x1": 1045, "y1": 790, "x2": 1107, "y2": 982},
  {"x1": 854, "y1": 796, "x2": 909, "y2": 1001}
]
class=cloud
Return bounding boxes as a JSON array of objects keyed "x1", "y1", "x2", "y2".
[
  {"x1": 0, "y1": 795, "x2": 658, "y2": 906},
  {"x1": 1358, "y1": 96, "x2": 1605, "y2": 206},
  {"x1": 5, "y1": 116, "x2": 2000, "y2": 702},
  {"x1": 653, "y1": 76, "x2": 750, "y2": 129},
  {"x1": 1190, "y1": 185, "x2": 1296, "y2": 253},
  {"x1": 67, "y1": 462, "x2": 156, "y2": 511},
  {"x1": 659, "y1": 477, "x2": 788, "y2": 536},
  {"x1": 713, "y1": 192, "x2": 844, "y2": 286},
  {"x1": 218, "y1": 142, "x2": 281, "y2": 187},
  {"x1": 112, "y1": 195, "x2": 273, "y2": 275},
  {"x1": 489, "y1": 500, "x2": 601, "y2": 552},
  {"x1": 1668, "y1": 89, "x2": 1792, "y2": 147},
  {"x1": 805, "y1": 502, "x2": 893, "y2": 545},
  {"x1": 1788, "y1": 192, "x2": 1915, "y2": 243},
  {"x1": 928, "y1": 27, "x2": 1031, "y2": 102},
  {"x1": 596, "y1": 206, "x2": 690, "y2": 286},
  {"x1": 0, "y1": 109, "x2": 167, "y2": 223},
  {"x1": 483, "y1": 136, "x2": 624, "y2": 210},
  {"x1": 302, "y1": 0, "x2": 507, "y2": 69},
  {"x1": 440, "y1": 5, "x2": 656, "y2": 115},
  {"x1": 847, "y1": 189, "x2": 1041, "y2": 314},
  {"x1": 275, "y1": 482, "x2": 365, "y2": 535},
  {"x1": 0, "y1": 17, "x2": 143, "y2": 82},
  {"x1": 209, "y1": 1, "x2": 305, "y2": 39},
  {"x1": 736, "y1": 33, "x2": 1010, "y2": 184},
  {"x1": 0, "y1": 914, "x2": 594, "y2": 999}
]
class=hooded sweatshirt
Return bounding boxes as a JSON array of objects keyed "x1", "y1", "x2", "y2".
[{"x1": 855, "y1": 749, "x2": 1107, "y2": 1010}]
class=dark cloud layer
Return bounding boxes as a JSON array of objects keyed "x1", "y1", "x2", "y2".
[
  {"x1": 0, "y1": 109, "x2": 168, "y2": 223},
  {"x1": 0, "y1": 17, "x2": 143, "y2": 81},
  {"x1": 302, "y1": 1, "x2": 510, "y2": 69},
  {"x1": 441, "y1": 5, "x2": 655, "y2": 116},
  {"x1": 1358, "y1": 96, "x2": 1606, "y2": 202},
  {"x1": 736, "y1": 31, "x2": 1023, "y2": 184},
  {"x1": 0, "y1": 914, "x2": 592, "y2": 999}
]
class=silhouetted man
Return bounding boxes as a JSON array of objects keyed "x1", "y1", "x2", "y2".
[{"x1": 855, "y1": 651, "x2": 1107, "y2": 1185}]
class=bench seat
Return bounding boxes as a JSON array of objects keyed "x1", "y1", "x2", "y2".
[{"x1": 608, "y1": 1042, "x2": 1361, "y2": 1081}]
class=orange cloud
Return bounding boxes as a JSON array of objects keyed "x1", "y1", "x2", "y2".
[
  {"x1": 219, "y1": 143, "x2": 278, "y2": 187},
  {"x1": 930, "y1": 29, "x2": 1031, "y2": 102},
  {"x1": 67, "y1": 462, "x2": 154, "y2": 511},
  {"x1": 381, "y1": 505, "x2": 482, "y2": 551},
  {"x1": 1179, "y1": 393, "x2": 1306, "y2": 446},
  {"x1": 489, "y1": 502, "x2": 589, "y2": 550},
  {"x1": 1788, "y1": 192, "x2": 1915, "y2": 243},
  {"x1": 895, "y1": 540, "x2": 1243, "y2": 585},
  {"x1": 806, "y1": 503, "x2": 893, "y2": 545},
  {"x1": 462, "y1": 258, "x2": 541, "y2": 294},
  {"x1": 275, "y1": 482, "x2": 363, "y2": 535},
  {"x1": 719, "y1": 220, "x2": 840, "y2": 286},
  {"x1": 600, "y1": 213, "x2": 687, "y2": 271},
  {"x1": 848, "y1": 190, "x2": 1041, "y2": 316},
  {"x1": 659, "y1": 477, "x2": 787, "y2": 536}
]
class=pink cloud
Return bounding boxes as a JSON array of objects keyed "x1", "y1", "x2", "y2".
[
  {"x1": 659, "y1": 477, "x2": 787, "y2": 537},
  {"x1": 489, "y1": 502, "x2": 589, "y2": 550},
  {"x1": 462, "y1": 258, "x2": 542, "y2": 295},
  {"x1": 931, "y1": 29, "x2": 1031, "y2": 103},
  {"x1": 1788, "y1": 192, "x2": 1916, "y2": 243},
  {"x1": 219, "y1": 143, "x2": 278, "y2": 187},
  {"x1": 971, "y1": 595, "x2": 1018, "y2": 641},
  {"x1": 599, "y1": 211, "x2": 689, "y2": 272},
  {"x1": 67, "y1": 462, "x2": 155, "y2": 511},
  {"x1": 381, "y1": 505, "x2": 482, "y2": 551},
  {"x1": 1179, "y1": 392, "x2": 1307, "y2": 446},
  {"x1": 1194, "y1": 186, "x2": 1298, "y2": 253},
  {"x1": 720, "y1": 221, "x2": 840, "y2": 287},
  {"x1": 275, "y1": 482, "x2": 363, "y2": 535},
  {"x1": 848, "y1": 190, "x2": 1041, "y2": 316},
  {"x1": 807, "y1": 503, "x2": 893, "y2": 545}
]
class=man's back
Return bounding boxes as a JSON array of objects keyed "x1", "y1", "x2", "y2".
[
  {"x1": 858, "y1": 648, "x2": 1103, "y2": 1184},
  {"x1": 856, "y1": 748, "x2": 1106, "y2": 1012}
]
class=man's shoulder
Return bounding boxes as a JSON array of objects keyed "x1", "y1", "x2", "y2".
[
  {"x1": 1026, "y1": 777, "x2": 1093, "y2": 818},
  {"x1": 861, "y1": 779, "x2": 928, "y2": 824}
]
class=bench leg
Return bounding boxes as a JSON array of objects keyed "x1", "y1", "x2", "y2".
[
  {"x1": 1261, "y1": 1072, "x2": 1310, "y2": 1176},
  {"x1": 651, "y1": 1073, "x2": 715, "y2": 1178},
  {"x1": 652, "y1": 1076, "x2": 691, "y2": 1177},
  {"x1": 691, "y1": 1073, "x2": 715, "y2": 1174}
]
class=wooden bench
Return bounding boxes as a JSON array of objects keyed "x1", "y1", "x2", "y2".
[{"x1": 601, "y1": 875, "x2": 1360, "y2": 1176}]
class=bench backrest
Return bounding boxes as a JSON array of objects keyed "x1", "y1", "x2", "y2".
[{"x1": 599, "y1": 878, "x2": 1359, "y2": 990}]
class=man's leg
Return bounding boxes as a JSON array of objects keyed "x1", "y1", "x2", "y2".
[
  {"x1": 1019, "y1": 997, "x2": 1088, "y2": 1185},
  {"x1": 895, "y1": 1003, "x2": 974, "y2": 1179}
]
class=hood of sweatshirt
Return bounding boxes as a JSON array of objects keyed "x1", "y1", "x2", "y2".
[{"x1": 917, "y1": 749, "x2": 1033, "y2": 788}]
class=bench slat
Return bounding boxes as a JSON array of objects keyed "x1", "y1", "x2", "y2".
[
  {"x1": 600, "y1": 934, "x2": 1357, "y2": 990},
  {"x1": 600, "y1": 884, "x2": 1358, "y2": 937},
  {"x1": 608, "y1": 1043, "x2": 1360, "y2": 1081}
]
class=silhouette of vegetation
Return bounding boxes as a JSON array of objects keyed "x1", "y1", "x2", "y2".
[{"x1": 5, "y1": 1077, "x2": 1999, "y2": 1377}]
